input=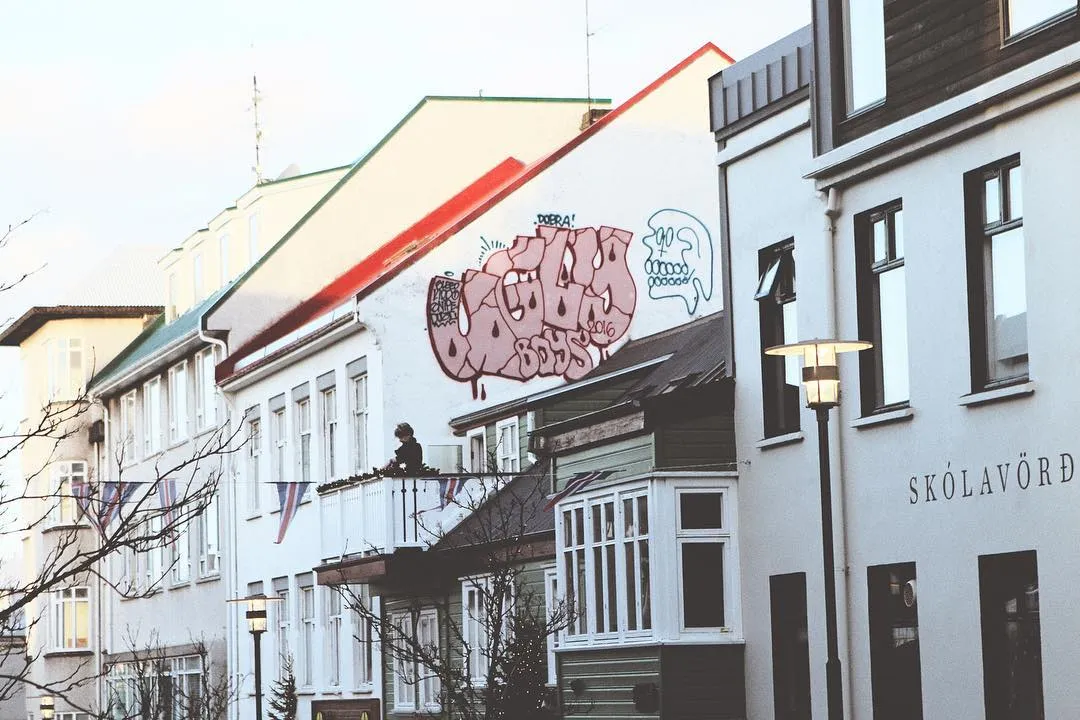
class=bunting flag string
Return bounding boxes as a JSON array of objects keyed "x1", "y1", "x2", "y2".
[
  {"x1": 72, "y1": 480, "x2": 142, "y2": 536},
  {"x1": 156, "y1": 477, "x2": 178, "y2": 529},
  {"x1": 542, "y1": 470, "x2": 614, "y2": 512},
  {"x1": 438, "y1": 476, "x2": 467, "y2": 510},
  {"x1": 275, "y1": 481, "x2": 310, "y2": 544}
]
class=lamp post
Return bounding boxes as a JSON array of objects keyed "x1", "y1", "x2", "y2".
[
  {"x1": 228, "y1": 595, "x2": 282, "y2": 720},
  {"x1": 764, "y1": 338, "x2": 871, "y2": 720},
  {"x1": 39, "y1": 696, "x2": 54, "y2": 720}
]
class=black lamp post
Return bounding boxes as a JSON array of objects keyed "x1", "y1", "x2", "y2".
[
  {"x1": 229, "y1": 595, "x2": 280, "y2": 720},
  {"x1": 764, "y1": 338, "x2": 871, "y2": 720}
]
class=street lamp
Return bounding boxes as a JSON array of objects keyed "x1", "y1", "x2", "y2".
[
  {"x1": 39, "y1": 696, "x2": 54, "y2": 720},
  {"x1": 228, "y1": 595, "x2": 282, "y2": 720},
  {"x1": 764, "y1": 338, "x2": 871, "y2": 720}
]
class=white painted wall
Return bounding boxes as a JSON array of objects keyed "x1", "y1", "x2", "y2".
[{"x1": 725, "y1": 91, "x2": 1080, "y2": 718}]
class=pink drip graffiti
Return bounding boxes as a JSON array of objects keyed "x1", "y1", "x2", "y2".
[{"x1": 427, "y1": 224, "x2": 637, "y2": 387}]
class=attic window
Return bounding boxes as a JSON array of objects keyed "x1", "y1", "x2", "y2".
[{"x1": 754, "y1": 245, "x2": 794, "y2": 302}]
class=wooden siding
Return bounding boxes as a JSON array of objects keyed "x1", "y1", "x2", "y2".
[
  {"x1": 655, "y1": 411, "x2": 736, "y2": 470},
  {"x1": 539, "y1": 375, "x2": 642, "y2": 426},
  {"x1": 554, "y1": 434, "x2": 654, "y2": 487},
  {"x1": 660, "y1": 644, "x2": 746, "y2": 719},
  {"x1": 836, "y1": 0, "x2": 1080, "y2": 144},
  {"x1": 560, "y1": 645, "x2": 662, "y2": 719}
]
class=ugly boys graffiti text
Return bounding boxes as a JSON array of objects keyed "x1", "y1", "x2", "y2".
[{"x1": 428, "y1": 224, "x2": 637, "y2": 393}]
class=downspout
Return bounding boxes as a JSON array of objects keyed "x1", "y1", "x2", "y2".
[
  {"x1": 96, "y1": 401, "x2": 111, "y2": 714},
  {"x1": 821, "y1": 186, "x2": 854, "y2": 720},
  {"x1": 198, "y1": 320, "x2": 238, "y2": 720}
]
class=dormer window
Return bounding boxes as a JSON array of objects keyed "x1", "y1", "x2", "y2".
[{"x1": 841, "y1": 0, "x2": 887, "y2": 114}]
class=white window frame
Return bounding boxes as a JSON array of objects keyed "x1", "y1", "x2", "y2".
[
  {"x1": 51, "y1": 460, "x2": 87, "y2": 526},
  {"x1": 247, "y1": 418, "x2": 261, "y2": 515},
  {"x1": 119, "y1": 390, "x2": 138, "y2": 465},
  {"x1": 467, "y1": 428, "x2": 487, "y2": 473},
  {"x1": 272, "y1": 408, "x2": 287, "y2": 484},
  {"x1": 142, "y1": 377, "x2": 162, "y2": 457},
  {"x1": 169, "y1": 655, "x2": 203, "y2": 720},
  {"x1": 275, "y1": 588, "x2": 291, "y2": 679},
  {"x1": 675, "y1": 487, "x2": 730, "y2": 633},
  {"x1": 1005, "y1": 0, "x2": 1076, "y2": 36},
  {"x1": 326, "y1": 587, "x2": 343, "y2": 687},
  {"x1": 171, "y1": 528, "x2": 191, "y2": 585},
  {"x1": 297, "y1": 398, "x2": 312, "y2": 484},
  {"x1": 45, "y1": 337, "x2": 84, "y2": 400},
  {"x1": 495, "y1": 418, "x2": 520, "y2": 473},
  {"x1": 461, "y1": 575, "x2": 514, "y2": 686},
  {"x1": 351, "y1": 375, "x2": 368, "y2": 473},
  {"x1": 392, "y1": 608, "x2": 440, "y2": 713},
  {"x1": 56, "y1": 713, "x2": 90, "y2": 720},
  {"x1": 544, "y1": 566, "x2": 559, "y2": 686},
  {"x1": 51, "y1": 587, "x2": 90, "y2": 650},
  {"x1": 299, "y1": 585, "x2": 315, "y2": 688},
  {"x1": 352, "y1": 585, "x2": 375, "y2": 690},
  {"x1": 194, "y1": 349, "x2": 216, "y2": 432},
  {"x1": 168, "y1": 361, "x2": 188, "y2": 444},
  {"x1": 197, "y1": 494, "x2": 219, "y2": 578},
  {"x1": 841, "y1": 0, "x2": 886, "y2": 114},
  {"x1": 321, "y1": 387, "x2": 338, "y2": 481}
]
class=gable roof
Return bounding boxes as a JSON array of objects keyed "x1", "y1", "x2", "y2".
[
  {"x1": 218, "y1": 43, "x2": 732, "y2": 382},
  {"x1": 88, "y1": 284, "x2": 232, "y2": 395},
  {"x1": 0, "y1": 305, "x2": 162, "y2": 347}
]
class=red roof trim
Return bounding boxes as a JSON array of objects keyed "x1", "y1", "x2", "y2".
[{"x1": 219, "y1": 42, "x2": 732, "y2": 382}]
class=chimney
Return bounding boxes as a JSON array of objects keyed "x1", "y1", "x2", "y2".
[{"x1": 580, "y1": 108, "x2": 611, "y2": 130}]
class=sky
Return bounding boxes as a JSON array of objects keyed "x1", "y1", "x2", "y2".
[{"x1": 0, "y1": 0, "x2": 810, "y2": 405}]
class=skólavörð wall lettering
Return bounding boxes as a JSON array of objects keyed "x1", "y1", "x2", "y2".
[{"x1": 908, "y1": 452, "x2": 1074, "y2": 504}]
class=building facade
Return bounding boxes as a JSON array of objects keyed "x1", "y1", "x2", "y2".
[{"x1": 716, "y1": 6, "x2": 1080, "y2": 718}]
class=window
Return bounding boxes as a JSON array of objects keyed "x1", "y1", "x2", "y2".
[
  {"x1": 299, "y1": 585, "x2": 315, "y2": 687},
  {"x1": 142, "y1": 378, "x2": 162, "y2": 456},
  {"x1": 275, "y1": 587, "x2": 291, "y2": 678},
  {"x1": 45, "y1": 338, "x2": 84, "y2": 399},
  {"x1": 979, "y1": 550, "x2": 1044, "y2": 720},
  {"x1": 966, "y1": 157, "x2": 1028, "y2": 390},
  {"x1": 868, "y1": 563, "x2": 923, "y2": 720},
  {"x1": 168, "y1": 361, "x2": 188, "y2": 444},
  {"x1": 51, "y1": 587, "x2": 90, "y2": 650},
  {"x1": 192, "y1": 252, "x2": 204, "y2": 302},
  {"x1": 496, "y1": 419, "x2": 519, "y2": 473},
  {"x1": 770, "y1": 573, "x2": 811, "y2": 720},
  {"x1": 247, "y1": 418, "x2": 261, "y2": 514},
  {"x1": 351, "y1": 375, "x2": 368, "y2": 473},
  {"x1": 544, "y1": 567, "x2": 559, "y2": 686},
  {"x1": 841, "y1": 0, "x2": 886, "y2": 114},
  {"x1": 218, "y1": 233, "x2": 230, "y2": 285},
  {"x1": 322, "y1": 388, "x2": 338, "y2": 480},
  {"x1": 272, "y1": 409, "x2": 287, "y2": 483},
  {"x1": 194, "y1": 349, "x2": 217, "y2": 431},
  {"x1": 137, "y1": 515, "x2": 163, "y2": 593},
  {"x1": 392, "y1": 609, "x2": 440, "y2": 712},
  {"x1": 167, "y1": 272, "x2": 179, "y2": 320},
  {"x1": 248, "y1": 213, "x2": 260, "y2": 267},
  {"x1": 468, "y1": 429, "x2": 487, "y2": 473},
  {"x1": 171, "y1": 529, "x2": 190, "y2": 584},
  {"x1": 856, "y1": 202, "x2": 909, "y2": 413},
  {"x1": 757, "y1": 240, "x2": 799, "y2": 437},
  {"x1": 169, "y1": 655, "x2": 203, "y2": 720},
  {"x1": 560, "y1": 490, "x2": 650, "y2": 639},
  {"x1": 352, "y1": 585, "x2": 374, "y2": 688},
  {"x1": 119, "y1": 391, "x2": 138, "y2": 464},
  {"x1": 1005, "y1": 0, "x2": 1075, "y2": 36},
  {"x1": 676, "y1": 490, "x2": 727, "y2": 629},
  {"x1": 296, "y1": 398, "x2": 311, "y2": 484},
  {"x1": 462, "y1": 576, "x2": 514, "y2": 685},
  {"x1": 51, "y1": 461, "x2": 86, "y2": 526},
  {"x1": 57, "y1": 713, "x2": 90, "y2": 720},
  {"x1": 327, "y1": 588, "x2": 343, "y2": 687},
  {"x1": 197, "y1": 494, "x2": 219, "y2": 577}
]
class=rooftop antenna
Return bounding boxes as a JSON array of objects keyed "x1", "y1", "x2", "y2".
[
  {"x1": 251, "y1": 73, "x2": 264, "y2": 185},
  {"x1": 585, "y1": 0, "x2": 594, "y2": 115}
]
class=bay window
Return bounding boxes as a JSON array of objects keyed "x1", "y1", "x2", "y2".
[
  {"x1": 556, "y1": 477, "x2": 737, "y2": 645},
  {"x1": 52, "y1": 587, "x2": 90, "y2": 650}
]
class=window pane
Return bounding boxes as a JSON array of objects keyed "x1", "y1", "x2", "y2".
[
  {"x1": 754, "y1": 258, "x2": 782, "y2": 301},
  {"x1": 682, "y1": 542, "x2": 723, "y2": 628},
  {"x1": 605, "y1": 543, "x2": 617, "y2": 631},
  {"x1": 1008, "y1": 0, "x2": 1073, "y2": 35},
  {"x1": 1008, "y1": 165, "x2": 1023, "y2": 220},
  {"x1": 985, "y1": 175, "x2": 1002, "y2": 225},
  {"x1": 637, "y1": 496, "x2": 648, "y2": 536},
  {"x1": 868, "y1": 563, "x2": 923, "y2": 720},
  {"x1": 872, "y1": 218, "x2": 887, "y2": 263},
  {"x1": 879, "y1": 266, "x2": 910, "y2": 405},
  {"x1": 680, "y1": 492, "x2": 723, "y2": 530},
  {"x1": 783, "y1": 301, "x2": 800, "y2": 387},
  {"x1": 893, "y1": 209, "x2": 905, "y2": 259},
  {"x1": 843, "y1": 0, "x2": 886, "y2": 112},
  {"x1": 639, "y1": 540, "x2": 651, "y2": 630},
  {"x1": 625, "y1": 542, "x2": 637, "y2": 631},
  {"x1": 987, "y1": 227, "x2": 1028, "y2": 379}
]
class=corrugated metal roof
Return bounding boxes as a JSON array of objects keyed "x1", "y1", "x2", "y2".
[{"x1": 88, "y1": 284, "x2": 232, "y2": 394}]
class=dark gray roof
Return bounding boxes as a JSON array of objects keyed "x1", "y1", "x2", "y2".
[{"x1": 0, "y1": 305, "x2": 162, "y2": 347}]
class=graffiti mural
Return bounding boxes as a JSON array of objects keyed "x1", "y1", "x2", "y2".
[
  {"x1": 428, "y1": 224, "x2": 636, "y2": 394},
  {"x1": 535, "y1": 213, "x2": 576, "y2": 228},
  {"x1": 641, "y1": 209, "x2": 713, "y2": 315}
]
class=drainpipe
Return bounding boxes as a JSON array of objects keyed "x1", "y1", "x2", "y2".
[
  {"x1": 96, "y1": 402, "x2": 111, "y2": 714},
  {"x1": 198, "y1": 320, "x2": 239, "y2": 720},
  {"x1": 820, "y1": 186, "x2": 854, "y2": 720}
]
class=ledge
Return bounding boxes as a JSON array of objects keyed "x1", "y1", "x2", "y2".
[
  {"x1": 44, "y1": 649, "x2": 94, "y2": 658},
  {"x1": 755, "y1": 431, "x2": 804, "y2": 450},
  {"x1": 195, "y1": 574, "x2": 221, "y2": 585},
  {"x1": 958, "y1": 381, "x2": 1034, "y2": 408},
  {"x1": 850, "y1": 406, "x2": 914, "y2": 430}
]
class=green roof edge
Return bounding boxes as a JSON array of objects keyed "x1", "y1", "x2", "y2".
[{"x1": 423, "y1": 96, "x2": 612, "y2": 104}]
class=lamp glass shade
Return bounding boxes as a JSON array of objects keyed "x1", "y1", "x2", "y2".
[
  {"x1": 39, "y1": 697, "x2": 54, "y2": 720},
  {"x1": 764, "y1": 339, "x2": 872, "y2": 409},
  {"x1": 246, "y1": 597, "x2": 268, "y2": 632}
]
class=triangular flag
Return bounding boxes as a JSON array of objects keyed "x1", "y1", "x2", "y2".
[
  {"x1": 543, "y1": 470, "x2": 614, "y2": 512},
  {"x1": 275, "y1": 482, "x2": 310, "y2": 544}
]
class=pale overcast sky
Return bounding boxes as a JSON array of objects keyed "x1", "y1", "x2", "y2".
[{"x1": 0, "y1": 0, "x2": 808, "y2": 365}]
